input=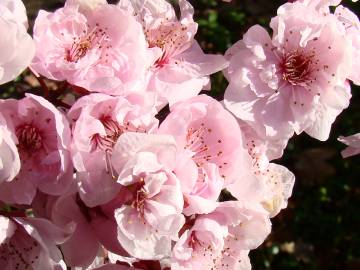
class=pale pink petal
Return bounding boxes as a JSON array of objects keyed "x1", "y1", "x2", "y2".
[{"x1": 338, "y1": 133, "x2": 360, "y2": 158}]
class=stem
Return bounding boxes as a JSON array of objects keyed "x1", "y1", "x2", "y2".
[
  {"x1": 37, "y1": 77, "x2": 50, "y2": 98},
  {"x1": 55, "y1": 99, "x2": 72, "y2": 109},
  {"x1": 71, "y1": 85, "x2": 90, "y2": 96},
  {"x1": 29, "y1": 69, "x2": 50, "y2": 98}
]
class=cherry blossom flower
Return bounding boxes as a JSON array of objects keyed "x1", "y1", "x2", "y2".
[
  {"x1": 0, "y1": 94, "x2": 72, "y2": 205},
  {"x1": 31, "y1": 2, "x2": 156, "y2": 94},
  {"x1": 226, "y1": 124, "x2": 295, "y2": 217},
  {"x1": 171, "y1": 201, "x2": 270, "y2": 270},
  {"x1": 112, "y1": 132, "x2": 185, "y2": 260},
  {"x1": 119, "y1": 0, "x2": 228, "y2": 106},
  {"x1": 338, "y1": 133, "x2": 360, "y2": 158},
  {"x1": 0, "y1": 124, "x2": 20, "y2": 183},
  {"x1": 224, "y1": 0, "x2": 355, "y2": 144},
  {"x1": 0, "y1": 215, "x2": 70, "y2": 270},
  {"x1": 68, "y1": 93, "x2": 158, "y2": 207},
  {"x1": 0, "y1": 0, "x2": 35, "y2": 85},
  {"x1": 159, "y1": 95, "x2": 255, "y2": 215}
]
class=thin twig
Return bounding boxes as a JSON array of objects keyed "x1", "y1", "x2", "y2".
[{"x1": 29, "y1": 68, "x2": 50, "y2": 98}]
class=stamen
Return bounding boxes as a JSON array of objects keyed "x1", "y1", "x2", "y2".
[
  {"x1": 89, "y1": 116, "x2": 123, "y2": 153},
  {"x1": 280, "y1": 49, "x2": 317, "y2": 86},
  {"x1": 105, "y1": 150, "x2": 116, "y2": 179},
  {"x1": 128, "y1": 179, "x2": 147, "y2": 218},
  {"x1": 184, "y1": 123, "x2": 227, "y2": 180},
  {"x1": 65, "y1": 24, "x2": 111, "y2": 63},
  {"x1": 147, "y1": 22, "x2": 189, "y2": 68},
  {"x1": 16, "y1": 124, "x2": 43, "y2": 154},
  {"x1": 89, "y1": 116, "x2": 147, "y2": 179}
]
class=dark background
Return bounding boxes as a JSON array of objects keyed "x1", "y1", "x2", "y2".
[{"x1": 4, "y1": 1, "x2": 360, "y2": 269}]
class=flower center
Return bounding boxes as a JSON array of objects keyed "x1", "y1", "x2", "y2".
[
  {"x1": 89, "y1": 115, "x2": 148, "y2": 179},
  {"x1": 133, "y1": 188, "x2": 147, "y2": 217},
  {"x1": 90, "y1": 115, "x2": 123, "y2": 153},
  {"x1": 280, "y1": 50, "x2": 316, "y2": 86},
  {"x1": 64, "y1": 23, "x2": 110, "y2": 63},
  {"x1": 127, "y1": 178, "x2": 147, "y2": 218},
  {"x1": 146, "y1": 22, "x2": 189, "y2": 68},
  {"x1": 185, "y1": 123, "x2": 227, "y2": 179},
  {"x1": 15, "y1": 124, "x2": 43, "y2": 154}
]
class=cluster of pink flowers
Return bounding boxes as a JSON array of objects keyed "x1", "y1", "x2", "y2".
[{"x1": 0, "y1": 0, "x2": 358, "y2": 269}]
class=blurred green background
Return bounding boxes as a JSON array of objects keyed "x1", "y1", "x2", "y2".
[{"x1": 3, "y1": 0, "x2": 360, "y2": 269}]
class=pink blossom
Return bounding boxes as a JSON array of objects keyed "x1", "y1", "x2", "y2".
[
  {"x1": 0, "y1": 0, "x2": 35, "y2": 85},
  {"x1": 119, "y1": 0, "x2": 228, "y2": 106},
  {"x1": 0, "y1": 215, "x2": 70, "y2": 270},
  {"x1": 0, "y1": 124, "x2": 20, "y2": 183},
  {"x1": 171, "y1": 201, "x2": 271, "y2": 270},
  {"x1": 231, "y1": 152, "x2": 295, "y2": 218},
  {"x1": 338, "y1": 133, "x2": 360, "y2": 158},
  {"x1": 224, "y1": 0, "x2": 355, "y2": 144},
  {"x1": 0, "y1": 94, "x2": 72, "y2": 205},
  {"x1": 159, "y1": 94, "x2": 245, "y2": 185},
  {"x1": 159, "y1": 95, "x2": 254, "y2": 215},
  {"x1": 31, "y1": 2, "x2": 156, "y2": 94},
  {"x1": 112, "y1": 132, "x2": 185, "y2": 260},
  {"x1": 68, "y1": 93, "x2": 158, "y2": 207},
  {"x1": 227, "y1": 124, "x2": 295, "y2": 217}
]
